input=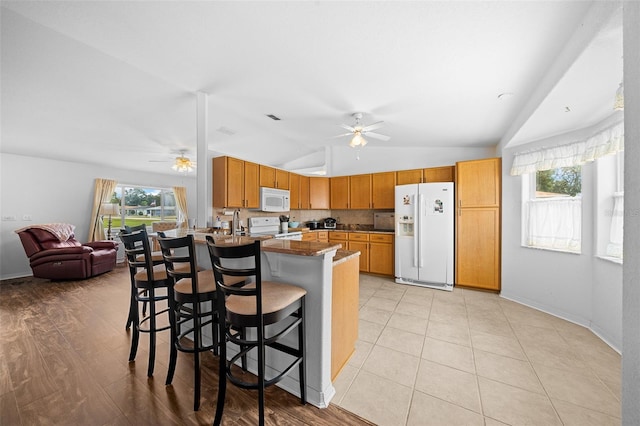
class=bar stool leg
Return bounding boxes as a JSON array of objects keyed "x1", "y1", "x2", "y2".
[{"x1": 147, "y1": 287, "x2": 157, "y2": 377}]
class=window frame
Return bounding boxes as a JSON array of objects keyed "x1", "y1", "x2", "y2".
[
  {"x1": 595, "y1": 151, "x2": 624, "y2": 263},
  {"x1": 521, "y1": 168, "x2": 583, "y2": 254},
  {"x1": 110, "y1": 184, "x2": 177, "y2": 231}
]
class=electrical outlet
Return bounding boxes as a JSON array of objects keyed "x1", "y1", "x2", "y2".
[
  {"x1": 23, "y1": 214, "x2": 33, "y2": 221},
  {"x1": 2, "y1": 215, "x2": 17, "y2": 221}
]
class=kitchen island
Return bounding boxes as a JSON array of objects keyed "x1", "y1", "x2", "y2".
[{"x1": 161, "y1": 230, "x2": 356, "y2": 408}]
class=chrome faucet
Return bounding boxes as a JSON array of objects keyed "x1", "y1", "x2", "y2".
[{"x1": 232, "y1": 209, "x2": 241, "y2": 236}]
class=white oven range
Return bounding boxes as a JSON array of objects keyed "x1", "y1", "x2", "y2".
[{"x1": 248, "y1": 217, "x2": 303, "y2": 240}]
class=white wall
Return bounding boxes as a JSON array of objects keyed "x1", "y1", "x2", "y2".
[
  {"x1": 500, "y1": 134, "x2": 622, "y2": 350},
  {"x1": 0, "y1": 153, "x2": 196, "y2": 280}
]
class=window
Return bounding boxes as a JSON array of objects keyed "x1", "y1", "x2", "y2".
[
  {"x1": 596, "y1": 151, "x2": 624, "y2": 261},
  {"x1": 108, "y1": 185, "x2": 176, "y2": 231},
  {"x1": 522, "y1": 166, "x2": 582, "y2": 253}
]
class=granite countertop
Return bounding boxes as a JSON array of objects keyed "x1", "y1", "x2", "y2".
[
  {"x1": 299, "y1": 227, "x2": 394, "y2": 235},
  {"x1": 166, "y1": 229, "x2": 342, "y2": 257},
  {"x1": 332, "y1": 249, "x2": 360, "y2": 265},
  {"x1": 261, "y1": 239, "x2": 342, "y2": 256}
]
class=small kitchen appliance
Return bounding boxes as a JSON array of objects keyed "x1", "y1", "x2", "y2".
[
  {"x1": 259, "y1": 187, "x2": 290, "y2": 212},
  {"x1": 306, "y1": 220, "x2": 321, "y2": 230},
  {"x1": 323, "y1": 218, "x2": 337, "y2": 229}
]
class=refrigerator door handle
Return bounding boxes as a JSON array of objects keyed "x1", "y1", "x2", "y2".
[
  {"x1": 418, "y1": 193, "x2": 424, "y2": 268},
  {"x1": 413, "y1": 194, "x2": 419, "y2": 268}
]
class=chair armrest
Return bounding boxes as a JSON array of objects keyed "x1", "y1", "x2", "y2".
[
  {"x1": 85, "y1": 241, "x2": 118, "y2": 250},
  {"x1": 30, "y1": 246, "x2": 93, "y2": 262}
]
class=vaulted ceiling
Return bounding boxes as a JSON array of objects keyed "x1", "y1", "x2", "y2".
[{"x1": 0, "y1": 1, "x2": 623, "y2": 176}]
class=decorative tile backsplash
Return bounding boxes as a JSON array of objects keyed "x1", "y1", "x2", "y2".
[{"x1": 211, "y1": 208, "x2": 391, "y2": 228}]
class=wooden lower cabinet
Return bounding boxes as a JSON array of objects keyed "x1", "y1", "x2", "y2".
[
  {"x1": 369, "y1": 234, "x2": 394, "y2": 276},
  {"x1": 456, "y1": 207, "x2": 500, "y2": 290},
  {"x1": 301, "y1": 230, "x2": 328, "y2": 242},
  {"x1": 347, "y1": 233, "x2": 369, "y2": 272},
  {"x1": 331, "y1": 254, "x2": 359, "y2": 380},
  {"x1": 329, "y1": 231, "x2": 393, "y2": 276}
]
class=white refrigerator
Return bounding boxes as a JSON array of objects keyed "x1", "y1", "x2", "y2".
[{"x1": 395, "y1": 182, "x2": 454, "y2": 291}]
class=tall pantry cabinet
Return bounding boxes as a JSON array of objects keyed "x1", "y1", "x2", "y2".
[{"x1": 455, "y1": 158, "x2": 501, "y2": 291}]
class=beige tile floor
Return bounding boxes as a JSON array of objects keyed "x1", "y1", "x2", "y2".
[{"x1": 332, "y1": 274, "x2": 621, "y2": 426}]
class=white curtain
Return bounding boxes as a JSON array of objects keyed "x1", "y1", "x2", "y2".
[
  {"x1": 525, "y1": 198, "x2": 582, "y2": 253},
  {"x1": 173, "y1": 186, "x2": 188, "y2": 229},
  {"x1": 89, "y1": 178, "x2": 117, "y2": 242},
  {"x1": 606, "y1": 193, "x2": 624, "y2": 258},
  {"x1": 511, "y1": 120, "x2": 624, "y2": 175}
]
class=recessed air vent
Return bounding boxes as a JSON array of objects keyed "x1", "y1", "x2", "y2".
[{"x1": 266, "y1": 114, "x2": 281, "y2": 121}]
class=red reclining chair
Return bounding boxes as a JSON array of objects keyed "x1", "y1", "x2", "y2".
[{"x1": 16, "y1": 224, "x2": 118, "y2": 280}]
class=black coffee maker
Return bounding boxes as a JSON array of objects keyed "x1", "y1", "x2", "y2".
[{"x1": 323, "y1": 217, "x2": 337, "y2": 229}]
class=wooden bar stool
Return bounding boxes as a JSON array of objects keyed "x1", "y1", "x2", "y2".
[
  {"x1": 119, "y1": 229, "x2": 173, "y2": 377},
  {"x1": 206, "y1": 237, "x2": 307, "y2": 426},
  {"x1": 120, "y1": 224, "x2": 162, "y2": 330},
  {"x1": 157, "y1": 233, "x2": 218, "y2": 411}
]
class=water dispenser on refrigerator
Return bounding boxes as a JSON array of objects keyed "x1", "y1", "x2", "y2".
[{"x1": 397, "y1": 215, "x2": 414, "y2": 237}]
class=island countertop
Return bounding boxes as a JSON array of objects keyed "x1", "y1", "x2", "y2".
[{"x1": 159, "y1": 230, "x2": 342, "y2": 257}]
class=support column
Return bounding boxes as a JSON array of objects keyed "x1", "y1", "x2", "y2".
[
  {"x1": 622, "y1": 2, "x2": 640, "y2": 424},
  {"x1": 196, "y1": 91, "x2": 208, "y2": 228}
]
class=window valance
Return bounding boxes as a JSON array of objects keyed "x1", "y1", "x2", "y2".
[{"x1": 510, "y1": 120, "x2": 624, "y2": 176}]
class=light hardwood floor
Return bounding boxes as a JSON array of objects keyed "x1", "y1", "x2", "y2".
[
  {"x1": 333, "y1": 274, "x2": 622, "y2": 426},
  {"x1": 0, "y1": 265, "x2": 373, "y2": 425}
]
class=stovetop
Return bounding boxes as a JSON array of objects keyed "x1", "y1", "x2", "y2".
[{"x1": 248, "y1": 217, "x2": 301, "y2": 239}]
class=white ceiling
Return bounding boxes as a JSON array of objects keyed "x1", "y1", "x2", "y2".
[{"x1": 0, "y1": 1, "x2": 623, "y2": 176}]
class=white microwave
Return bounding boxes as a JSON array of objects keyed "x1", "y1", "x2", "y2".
[{"x1": 260, "y1": 187, "x2": 290, "y2": 212}]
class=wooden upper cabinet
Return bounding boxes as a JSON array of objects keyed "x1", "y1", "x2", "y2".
[
  {"x1": 456, "y1": 158, "x2": 501, "y2": 207},
  {"x1": 350, "y1": 174, "x2": 372, "y2": 209},
  {"x1": 259, "y1": 165, "x2": 289, "y2": 189},
  {"x1": 423, "y1": 166, "x2": 455, "y2": 183},
  {"x1": 309, "y1": 177, "x2": 330, "y2": 209},
  {"x1": 275, "y1": 169, "x2": 290, "y2": 190},
  {"x1": 259, "y1": 165, "x2": 276, "y2": 188},
  {"x1": 396, "y1": 169, "x2": 423, "y2": 185},
  {"x1": 243, "y1": 161, "x2": 260, "y2": 208},
  {"x1": 330, "y1": 176, "x2": 350, "y2": 209},
  {"x1": 299, "y1": 175, "x2": 310, "y2": 209},
  {"x1": 212, "y1": 156, "x2": 259, "y2": 208},
  {"x1": 289, "y1": 173, "x2": 300, "y2": 209},
  {"x1": 371, "y1": 171, "x2": 396, "y2": 209}
]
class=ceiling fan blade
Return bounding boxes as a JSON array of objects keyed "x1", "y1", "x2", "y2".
[
  {"x1": 362, "y1": 121, "x2": 384, "y2": 132},
  {"x1": 364, "y1": 131, "x2": 391, "y2": 141},
  {"x1": 332, "y1": 132, "x2": 354, "y2": 138},
  {"x1": 339, "y1": 123, "x2": 356, "y2": 132}
]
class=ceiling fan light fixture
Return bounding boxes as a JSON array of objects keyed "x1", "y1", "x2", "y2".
[
  {"x1": 172, "y1": 155, "x2": 194, "y2": 173},
  {"x1": 350, "y1": 131, "x2": 366, "y2": 148}
]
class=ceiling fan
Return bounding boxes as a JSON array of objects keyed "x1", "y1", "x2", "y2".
[
  {"x1": 149, "y1": 149, "x2": 196, "y2": 173},
  {"x1": 334, "y1": 112, "x2": 390, "y2": 147}
]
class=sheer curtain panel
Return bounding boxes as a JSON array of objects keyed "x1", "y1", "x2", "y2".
[
  {"x1": 89, "y1": 178, "x2": 117, "y2": 242},
  {"x1": 606, "y1": 193, "x2": 624, "y2": 258},
  {"x1": 525, "y1": 198, "x2": 582, "y2": 253},
  {"x1": 173, "y1": 186, "x2": 188, "y2": 229}
]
